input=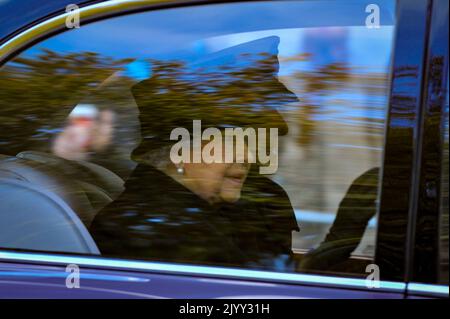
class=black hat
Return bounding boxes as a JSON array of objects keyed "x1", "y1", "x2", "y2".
[{"x1": 131, "y1": 36, "x2": 298, "y2": 158}]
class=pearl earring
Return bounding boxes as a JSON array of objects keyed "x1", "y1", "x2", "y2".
[{"x1": 177, "y1": 166, "x2": 184, "y2": 174}]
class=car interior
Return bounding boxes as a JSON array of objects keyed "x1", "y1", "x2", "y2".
[{"x1": 0, "y1": 3, "x2": 395, "y2": 274}]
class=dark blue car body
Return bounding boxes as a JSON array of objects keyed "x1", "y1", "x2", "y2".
[{"x1": 0, "y1": 0, "x2": 448, "y2": 299}]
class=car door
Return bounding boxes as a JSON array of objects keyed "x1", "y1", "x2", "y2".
[
  {"x1": 404, "y1": 0, "x2": 449, "y2": 299},
  {"x1": 0, "y1": 0, "x2": 447, "y2": 299}
]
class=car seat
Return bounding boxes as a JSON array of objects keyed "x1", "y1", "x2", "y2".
[{"x1": 0, "y1": 151, "x2": 125, "y2": 254}]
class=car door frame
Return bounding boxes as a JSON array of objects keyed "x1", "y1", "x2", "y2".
[{"x1": 0, "y1": 0, "x2": 446, "y2": 298}]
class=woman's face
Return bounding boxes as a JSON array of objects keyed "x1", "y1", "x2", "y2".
[{"x1": 182, "y1": 141, "x2": 252, "y2": 204}]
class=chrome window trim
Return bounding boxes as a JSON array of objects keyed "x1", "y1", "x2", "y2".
[
  {"x1": 407, "y1": 282, "x2": 449, "y2": 298},
  {"x1": 0, "y1": 250, "x2": 406, "y2": 292}
]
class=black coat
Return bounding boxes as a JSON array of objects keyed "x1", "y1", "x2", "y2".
[{"x1": 90, "y1": 164, "x2": 299, "y2": 270}]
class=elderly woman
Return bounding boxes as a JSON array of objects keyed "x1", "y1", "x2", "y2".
[{"x1": 90, "y1": 36, "x2": 300, "y2": 270}]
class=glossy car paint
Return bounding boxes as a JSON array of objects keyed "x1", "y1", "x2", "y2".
[
  {"x1": 0, "y1": 251, "x2": 406, "y2": 298},
  {"x1": 375, "y1": 0, "x2": 431, "y2": 282}
]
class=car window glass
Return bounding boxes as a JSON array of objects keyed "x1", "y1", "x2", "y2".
[{"x1": 0, "y1": 0, "x2": 397, "y2": 277}]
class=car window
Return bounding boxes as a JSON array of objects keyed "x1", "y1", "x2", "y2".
[{"x1": 0, "y1": 0, "x2": 397, "y2": 277}]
